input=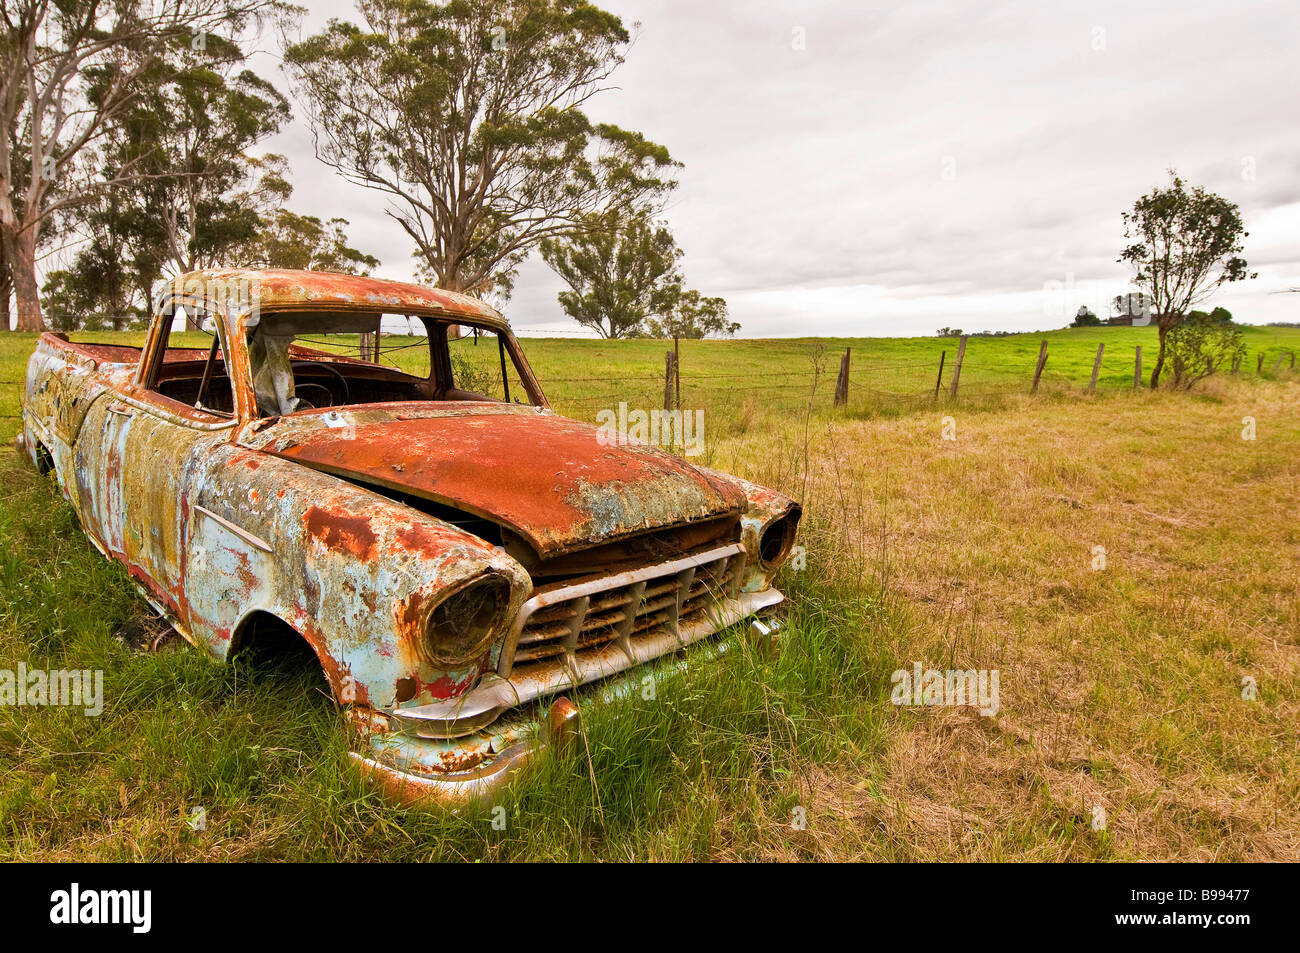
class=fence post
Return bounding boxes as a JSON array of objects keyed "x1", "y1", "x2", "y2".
[
  {"x1": 949, "y1": 336, "x2": 967, "y2": 399},
  {"x1": 359, "y1": 331, "x2": 377, "y2": 362},
  {"x1": 1232, "y1": 354, "x2": 1241, "y2": 375},
  {"x1": 664, "y1": 351, "x2": 675, "y2": 411},
  {"x1": 1134, "y1": 346, "x2": 1142, "y2": 388},
  {"x1": 1272, "y1": 355, "x2": 1285, "y2": 373},
  {"x1": 934, "y1": 350, "x2": 946, "y2": 401},
  {"x1": 673, "y1": 335, "x2": 681, "y2": 408},
  {"x1": 1292, "y1": 352, "x2": 1296, "y2": 370},
  {"x1": 1031, "y1": 340, "x2": 1048, "y2": 393},
  {"x1": 1089, "y1": 343, "x2": 1105, "y2": 392},
  {"x1": 834, "y1": 347, "x2": 850, "y2": 406},
  {"x1": 1257, "y1": 353, "x2": 1264, "y2": 374}
]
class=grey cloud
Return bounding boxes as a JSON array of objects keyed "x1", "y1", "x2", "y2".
[{"x1": 258, "y1": 0, "x2": 1300, "y2": 336}]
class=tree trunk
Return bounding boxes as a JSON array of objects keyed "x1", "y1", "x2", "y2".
[
  {"x1": 11, "y1": 226, "x2": 43, "y2": 331},
  {"x1": 1, "y1": 245, "x2": 11, "y2": 333},
  {"x1": 439, "y1": 271, "x2": 464, "y2": 339},
  {"x1": 1149, "y1": 324, "x2": 1168, "y2": 389},
  {"x1": 138, "y1": 271, "x2": 161, "y2": 327},
  {"x1": 183, "y1": 266, "x2": 203, "y2": 331}
]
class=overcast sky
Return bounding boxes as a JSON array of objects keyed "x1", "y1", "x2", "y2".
[{"x1": 257, "y1": 0, "x2": 1300, "y2": 337}]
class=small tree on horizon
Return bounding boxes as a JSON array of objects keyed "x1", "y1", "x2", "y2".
[
  {"x1": 1119, "y1": 171, "x2": 1255, "y2": 387},
  {"x1": 1071, "y1": 305, "x2": 1100, "y2": 327},
  {"x1": 643, "y1": 288, "x2": 738, "y2": 339},
  {"x1": 236, "y1": 209, "x2": 379, "y2": 275}
]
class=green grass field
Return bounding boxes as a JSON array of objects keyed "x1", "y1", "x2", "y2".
[
  {"x1": 1, "y1": 324, "x2": 1298, "y2": 860},
  {"x1": 8, "y1": 321, "x2": 1294, "y2": 426}
]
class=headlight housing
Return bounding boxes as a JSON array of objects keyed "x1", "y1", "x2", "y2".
[
  {"x1": 758, "y1": 507, "x2": 801, "y2": 569},
  {"x1": 420, "y1": 573, "x2": 511, "y2": 666}
]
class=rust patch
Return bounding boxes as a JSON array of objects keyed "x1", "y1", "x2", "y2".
[
  {"x1": 393, "y1": 521, "x2": 459, "y2": 555},
  {"x1": 304, "y1": 634, "x2": 371, "y2": 708},
  {"x1": 192, "y1": 267, "x2": 502, "y2": 321},
  {"x1": 396, "y1": 589, "x2": 428, "y2": 640},
  {"x1": 436, "y1": 746, "x2": 488, "y2": 773},
  {"x1": 230, "y1": 547, "x2": 259, "y2": 594},
  {"x1": 424, "y1": 668, "x2": 481, "y2": 700},
  {"x1": 303, "y1": 505, "x2": 378, "y2": 560},
  {"x1": 272, "y1": 412, "x2": 747, "y2": 558}
]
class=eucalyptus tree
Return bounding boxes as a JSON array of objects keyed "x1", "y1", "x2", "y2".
[
  {"x1": 0, "y1": 0, "x2": 284, "y2": 330},
  {"x1": 129, "y1": 33, "x2": 292, "y2": 279},
  {"x1": 237, "y1": 209, "x2": 380, "y2": 274},
  {"x1": 541, "y1": 210, "x2": 682, "y2": 338},
  {"x1": 39, "y1": 32, "x2": 293, "y2": 329},
  {"x1": 542, "y1": 208, "x2": 735, "y2": 339},
  {"x1": 643, "y1": 288, "x2": 737, "y2": 339},
  {"x1": 284, "y1": 0, "x2": 679, "y2": 298}
]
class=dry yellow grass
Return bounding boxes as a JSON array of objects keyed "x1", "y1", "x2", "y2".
[{"x1": 708, "y1": 378, "x2": 1300, "y2": 860}]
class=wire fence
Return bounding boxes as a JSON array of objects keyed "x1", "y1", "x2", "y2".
[
  {"x1": 539, "y1": 337, "x2": 1300, "y2": 426},
  {"x1": 3, "y1": 335, "x2": 1298, "y2": 434}
]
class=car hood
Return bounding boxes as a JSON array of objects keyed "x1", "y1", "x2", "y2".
[{"x1": 256, "y1": 405, "x2": 747, "y2": 558}]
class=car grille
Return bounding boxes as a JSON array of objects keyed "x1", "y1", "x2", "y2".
[{"x1": 497, "y1": 543, "x2": 747, "y2": 679}]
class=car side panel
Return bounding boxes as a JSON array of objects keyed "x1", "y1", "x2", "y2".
[
  {"x1": 182, "y1": 447, "x2": 531, "y2": 709},
  {"x1": 70, "y1": 397, "x2": 134, "y2": 557}
]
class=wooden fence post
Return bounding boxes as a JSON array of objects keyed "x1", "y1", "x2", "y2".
[
  {"x1": 948, "y1": 336, "x2": 967, "y2": 399},
  {"x1": 664, "y1": 351, "x2": 675, "y2": 411},
  {"x1": 1134, "y1": 346, "x2": 1142, "y2": 388},
  {"x1": 934, "y1": 350, "x2": 946, "y2": 401},
  {"x1": 1232, "y1": 354, "x2": 1241, "y2": 375},
  {"x1": 1031, "y1": 340, "x2": 1048, "y2": 393},
  {"x1": 1257, "y1": 353, "x2": 1264, "y2": 374},
  {"x1": 1291, "y1": 352, "x2": 1296, "y2": 370},
  {"x1": 1271, "y1": 355, "x2": 1285, "y2": 373},
  {"x1": 1089, "y1": 343, "x2": 1105, "y2": 392},
  {"x1": 359, "y1": 331, "x2": 377, "y2": 363},
  {"x1": 673, "y1": 335, "x2": 681, "y2": 408},
  {"x1": 834, "y1": 347, "x2": 850, "y2": 406}
]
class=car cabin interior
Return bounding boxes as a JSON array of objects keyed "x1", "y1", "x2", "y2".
[{"x1": 137, "y1": 310, "x2": 535, "y2": 418}]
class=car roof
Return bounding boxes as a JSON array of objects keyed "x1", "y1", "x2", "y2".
[{"x1": 165, "y1": 269, "x2": 507, "y2": 328}]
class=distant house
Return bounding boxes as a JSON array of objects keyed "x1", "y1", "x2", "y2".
[
  {"x1": 1106, "y1": 312, "x2": 1156, "y2": 327},
  {"x1": 1109, "y1": 292, "x2": 1153, "y2": 327}
]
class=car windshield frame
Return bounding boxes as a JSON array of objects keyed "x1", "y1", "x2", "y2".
[{"x1": 237, "y1": 309, "x2": 548, "y2": 419}]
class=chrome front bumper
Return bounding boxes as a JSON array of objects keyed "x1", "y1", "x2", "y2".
[
  {"x1": 387, "y1": 570, "x2": 782, "y2": 740},
  {"x1": 350, "y1": 587, "x2": 785, "y2": 804}
]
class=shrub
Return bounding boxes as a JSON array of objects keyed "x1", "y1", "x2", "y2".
[{"x1": 1167, "y1": 308, "x2": 1245, "y2": 388}]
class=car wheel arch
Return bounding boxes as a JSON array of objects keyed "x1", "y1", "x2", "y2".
[{"x1": 228, "y1": 609, "x2": 340, "y2": 706}]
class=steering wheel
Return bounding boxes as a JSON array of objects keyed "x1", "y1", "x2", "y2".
[
  {"x1": 291, "y1": 360, "x2": 351, "y2": 406},
  {"x1": 293, "y1": 382, "x2": 335, "y2": 409}
]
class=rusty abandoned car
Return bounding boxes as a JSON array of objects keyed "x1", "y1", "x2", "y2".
[{"x1": 16, "y1": 269, "x2": 801, "y2": 800}]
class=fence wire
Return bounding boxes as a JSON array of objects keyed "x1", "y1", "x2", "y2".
[{"x1": 3, "y1": 342, "x2": 1298, "y2": 439}]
